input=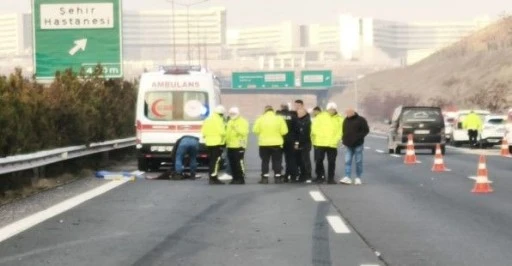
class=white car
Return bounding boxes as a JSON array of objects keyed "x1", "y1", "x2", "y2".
[
  {"x1": 444, "y1": 116, "x2": 455, "y2": 140},
  {"x1": 450, "y1": 110, "x2": 490, "y2": 147},
  {"x1": 479, "y1": 115, "x2": 506, "y2": 147}
]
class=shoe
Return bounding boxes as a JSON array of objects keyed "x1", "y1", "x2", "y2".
[
  {"x1": 339, "y1": 177, "x2": 352, "y2": 185},
  {"x1": 218, "y1": 173, "x2": 232, "y2": 180},
  {"x1": 327, "y1": 179, "x2": 337, "y2": 185},
  {"x1": 209, "y1": 178, "x2": 225, "y2": 185},
  {"x1": 354, "y1": 178, "x2": 362, "y2": 185},
  {"x1": 229, "y1": 179, "x2": 244, "y2": 185},
  {"x1": 258, "y1": 177, "x2": 269, "y2": 184},
  {"x1": 171, "y1": 174, "x2": 185, "y2": 180},
  {"x1": 313, "y1": 178, "x2": 325, "y2": 184}
]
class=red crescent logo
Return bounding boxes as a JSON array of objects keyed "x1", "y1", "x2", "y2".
[{"x1": 151, "y1": 99, "x2": 165, "y2": 117}]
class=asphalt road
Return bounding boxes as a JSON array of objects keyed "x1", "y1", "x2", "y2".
[{"x1": 1, "y1": 134, "x2": 512, "y2": 265}]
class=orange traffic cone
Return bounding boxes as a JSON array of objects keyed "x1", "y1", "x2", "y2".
[
  {"x1": 471, "y1": 155, "x2": 493, "y2": 193},
  {"x1": 500, "y1": 138, "x2": 510, "y2": 157},
  {"x1": 432, "y1": 144, "x2": 447, "y2": 172},
  {"x1": 404, "y1": 134, "x2": 418, "y2": 164}
]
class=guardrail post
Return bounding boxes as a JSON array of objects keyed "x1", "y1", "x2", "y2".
[
  {"x1": 102, "y1": 151, "x2": 110, "y2": 165},
  {"x1": 31, "y1": 167, "x2": 41, "y2": 186}
]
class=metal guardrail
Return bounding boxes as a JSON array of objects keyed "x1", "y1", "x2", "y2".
[{"x1": 0, "y1": 137, "x2": 136, "y2": 175}]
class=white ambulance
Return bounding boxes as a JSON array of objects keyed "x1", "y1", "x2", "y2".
[{"x1": 135, "y1": 65, "x2": 222, "y2": 171}]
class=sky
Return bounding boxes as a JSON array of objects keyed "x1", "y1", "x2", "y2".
[{"x1": 1, "y1": 0, "x2": 508, "y2": 27}]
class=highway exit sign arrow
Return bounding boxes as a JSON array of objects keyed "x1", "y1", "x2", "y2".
[
  {"x1": 68, "y1": 38, "x2": 87, "y2": 56},
  {"x1": 32, "y1": 0, "x2": 123, "y2": 81}
]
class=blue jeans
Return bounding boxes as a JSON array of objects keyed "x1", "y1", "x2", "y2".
[
  {"x1": 175, "y1": 137, "x2": 199, "y2": 174},
  {"x1": 344, "y1": 145, "x2": 364, "y2": 178}
]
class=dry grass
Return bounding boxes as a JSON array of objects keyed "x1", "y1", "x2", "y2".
[{"x1": 330, "y1": 17, "x2": 512, "y2": 114}]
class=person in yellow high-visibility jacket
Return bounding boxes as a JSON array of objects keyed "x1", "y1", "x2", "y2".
[
  {"x1": 201, "y1": 105, "x2": 226, "y2": 185},
  {"x1": 225, "y1": 107, "x2": 249, "y2": 185},
  {"x1": 462, "y1": 110, "x2": 483, "y2": 147},
  {"x1": 253, "y1": 105, "x2": 288, "y2": 184},
  {"x1": 311, "y1": 102, "x2": 343, "y2": 184}
]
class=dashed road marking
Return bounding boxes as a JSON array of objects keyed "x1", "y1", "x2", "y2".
[
  {"x1": 390, "y1": 154, "x2": 401, "y2": 158},
  {"x1": 309, "y1": 191, "x2": 326, "y2": 202},
  {"x1": 375, "y1": 149, "x2": 384, "y2": 153},
  {"x1": 0, "y1": 180, "x2": 129, "y2": 243},
  {"x1": 364, "y1": 146, "x2": 371, "y2": 150},
  {"x1": 326, "y1": 215, "x2": 351, "y2": 234}
]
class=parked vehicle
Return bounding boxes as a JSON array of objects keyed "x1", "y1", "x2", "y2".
[
  {"x1": 478, "y1": 115, "x2": 506, "y2": 148},
  {"x1": 135, "y1": 65, "x2": 223, "y2": 171},
  {"x1": 387, "y1": 106, "x2": 446, "y2": 155},
  {"x1": 450, "y1": 110, "x2": 490, "y2": 147},
  {"x1": 444, "y1": 116, "x2": 456, "y2": 140}
]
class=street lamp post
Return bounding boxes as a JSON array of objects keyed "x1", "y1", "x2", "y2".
[{"x1": 168, "y1": 0, "x2": 209, "y2": 66}]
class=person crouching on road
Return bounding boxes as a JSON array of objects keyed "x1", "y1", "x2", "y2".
[
  {"x1": 253, "y1": 105, "x2": 288, "y2": 184},
  {"x1": 159, "y1": 135, "x2": 200, "y2": 180},
  {"x1": 201, "y1": 105, "x2": 227, "y2": 185},
  {"x1": 311, "y1": 103, "x2": 342, "y2": 184},
  {"x1": 339, "y1": 108, "x2": 369, "y2": 185},
  {"x1": 225, "y1": 107, "x2": 249, "y2": 185}
]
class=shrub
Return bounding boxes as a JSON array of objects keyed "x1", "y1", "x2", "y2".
[{"x1": 0, "y1": 66, "x2": 137, "y2": 157}]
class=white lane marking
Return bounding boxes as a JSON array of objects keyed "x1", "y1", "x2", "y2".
[
  {"x1": 364, "y1": 146, "x2": 371, "y2": 150},
  {"x1": 375, "y1": 149, "x2": 384, "y2": 153},
  {"x1": 326, "y1": 215, "x2": 351, "y2": 234},
  {"x1": 361, "y1": 264, "x2": 381, "y2": 266},
  {"x1": 309, "y1": 191, "x2": 326, "y2": 202},
  {"x1": 0, "y1": 180, "x2": 128, "y2": 243},
  {"x1": 390, "y1": 154, "x2": 401, "y2": 158}
]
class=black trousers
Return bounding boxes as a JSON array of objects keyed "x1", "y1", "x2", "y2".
[
  {"x1": 296, "y1": 143, "x2": 312, "y2": 181},
  {"x1": 227, "y1": 148, "x2": 245, "y2": 181},
  {"x1": 315, "y1": 147, "x2": 338, "y2": 181},
  {"x1": 207, "y1": 146, "x2": 223, "y2": 179},
  {"x1": 259, "y1": 146, "x2": 283, "y2": 177},
  {"x1": 468, "y1": 130, "x2": 478, "y2": 146},
  {"x1": 283, "y1": 142, "x2": 298, "y2": 180}
]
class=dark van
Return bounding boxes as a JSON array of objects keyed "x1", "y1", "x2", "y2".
[{"x1": 386, "y1": 106, "x2": 446, "y2": 154}]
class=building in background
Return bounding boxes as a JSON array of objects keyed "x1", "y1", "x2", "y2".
[
  {"x1": 123, "y1": 7, "x2": 226, "y2": 62},
  {"x1": 372, "y1": 16, "x2": 491, "y2": 65},
  {"x1": 0, "y1": 13, "x2": 32, "y2": 57},
  {"x1": 0, "y1": 8, "x2": 493, "y2": 74},
  {"x1": 227, "y1": 21, "x2": 340, "y2": 69}
]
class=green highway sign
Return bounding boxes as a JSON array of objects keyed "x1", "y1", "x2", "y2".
[
  {"x1": 232, "y1": 71, "x2": 295, "y2": 89},
  {"x1": 32, "y1": 0, "x2": 123, "y2": 80},
  {"x1": 300, "y1": 70, "x2": 332, "y2": 87}
]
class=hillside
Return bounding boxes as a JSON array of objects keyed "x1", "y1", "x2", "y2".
[{"x1": 330, "y1": 17, "x2": 512, "y2": 120}]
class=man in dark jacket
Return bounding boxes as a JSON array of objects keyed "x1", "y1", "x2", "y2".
[
  {"x1": 295, "y1": 107, "x2": 312, "y2": 182},
  {"x1": 339, "y1": 108, "x2": 369, "y2": 185},
  {"x1": 276, "y1": 103, "x2": 299, "y2": 183}
]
